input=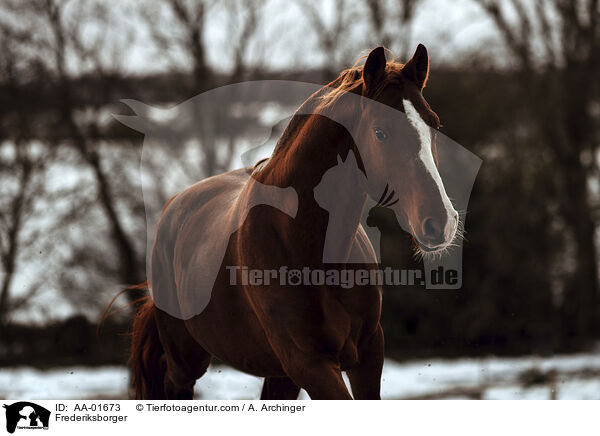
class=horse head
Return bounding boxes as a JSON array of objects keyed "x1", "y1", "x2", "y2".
[{"x1": 321, "y1": 45, "x2": 459, "y2": 255}]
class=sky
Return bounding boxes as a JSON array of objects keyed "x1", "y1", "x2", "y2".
[{"x1": 69, "y1": 0, "x2": 505, "y2": 76}]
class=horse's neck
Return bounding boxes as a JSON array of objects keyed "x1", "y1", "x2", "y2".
[
  {"x1": 312, "y1": 136, "x2": 369, "y2": 263},
  {"x1": 319, "y1": 186, "x2": 368, "y2": 264},
  {"x1": 252, "y1": 113, "x2": 367, "y2": 262}
]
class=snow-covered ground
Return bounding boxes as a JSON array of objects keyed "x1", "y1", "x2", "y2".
[{"x1": 1, "y1": 354, "x2": 599, "y2": 400}]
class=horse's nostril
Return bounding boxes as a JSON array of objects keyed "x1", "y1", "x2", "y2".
[{"x1": 422, "y1": 217, "x2": 443, "y2": 240}]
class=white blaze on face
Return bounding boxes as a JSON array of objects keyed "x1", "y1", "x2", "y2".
[{"x1": 402, "y1": 99, "x2": 457, "y2": 243}]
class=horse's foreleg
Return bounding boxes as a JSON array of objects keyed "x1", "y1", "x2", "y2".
[
  {"x1": 282, "y1": 358, "x2": 353, "y2": 400},
  {"x1": 347, "y1": 325, "x2": 384, "y2": 400},
  {"x1": 260, "y1": 377, "x2": 301, "y2": 400}
]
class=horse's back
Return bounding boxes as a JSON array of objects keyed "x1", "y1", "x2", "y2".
[
  {"x1": 151, "y1": 168, "x2": 251, "y2": 319},
  {"x1": 166, "y1": 168, "x2": 250, "y2": 222}
]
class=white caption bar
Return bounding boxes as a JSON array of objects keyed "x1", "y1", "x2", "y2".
[{"x1": 0, "y1": 400, "x2": 596, "y2": 436}]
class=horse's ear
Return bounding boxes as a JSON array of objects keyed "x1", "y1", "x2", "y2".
[
  {"x1": 363, "y1": 47, "x2": 386, "y2": 93},
  {"x1": 403, "y1": 44, "x2": 429, "y2": 90}
]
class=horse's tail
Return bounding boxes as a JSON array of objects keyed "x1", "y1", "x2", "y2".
[{"x1": 130, "y1": 292, "x2": 166, "y2": 399}]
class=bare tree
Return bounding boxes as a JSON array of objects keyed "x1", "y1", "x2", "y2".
[
  {"x1": 364, "y1": 0, "x2": 421, "y2": 59},
  {"x1": 143, "y1": 0, "x2": 266, "y2": 177},
  {"x1": 226, "y1": 0, "x2": 265, "y2": 83},
  {"x1": 0, "y1": 0, "x2": 146, "y2": 305},
  {"x1": 299, "y1": 0, "x2": 358, "y2": 79},
  {"x1": 0, "y1": 147, "x2": 38, "y2": 330},
  {"x1": 0, "y1": 31, "x2": 50, "y2": 330},
  {"x1": 477, "y1": 0, "x2": 600, "y2": 344},
  {"x1": 143, "y1": 0, "x2": 214, "y2": 92},
  {"x1": 47, "y1": 0, "x2": 144, "y2": 291}
]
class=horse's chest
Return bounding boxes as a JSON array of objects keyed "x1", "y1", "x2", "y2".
[{"x1": 332, "y1": 286, "x2": 382, "y2": 369}]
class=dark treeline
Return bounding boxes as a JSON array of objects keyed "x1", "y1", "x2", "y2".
[{"x1": 0, "y1": 0, "x2": 599, "y2": 366}]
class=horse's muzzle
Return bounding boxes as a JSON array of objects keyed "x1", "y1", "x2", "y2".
[{"x1": 418, "y1": 212, "x2": 458, "y2": 251}]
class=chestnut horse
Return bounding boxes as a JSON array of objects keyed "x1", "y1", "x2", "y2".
[{"x1": 130, "y1": 45, "x2": 458, "y2": 400}]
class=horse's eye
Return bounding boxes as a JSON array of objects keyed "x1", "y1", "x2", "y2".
[{"x1": 373, "y1": 128, "x2": 388, "y2": 141}]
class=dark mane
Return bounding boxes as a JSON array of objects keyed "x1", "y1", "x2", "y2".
[
  {"x1": 271, "y1": 55, "x2": 406, "y2": 158},
  {"x1": 317, "y1": 57, "x2": 406, "y2": 109}
]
